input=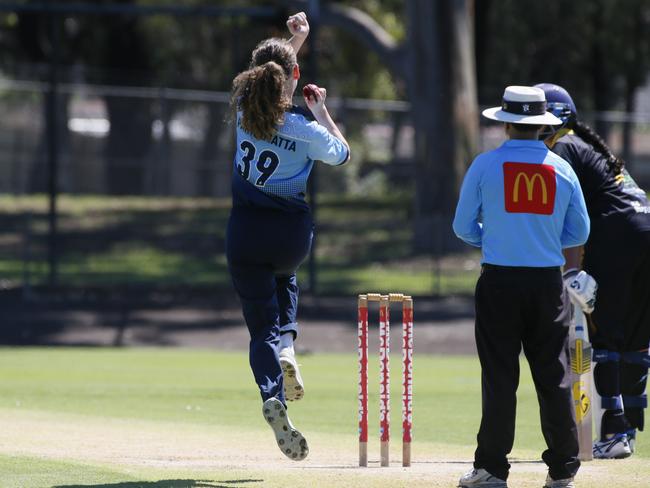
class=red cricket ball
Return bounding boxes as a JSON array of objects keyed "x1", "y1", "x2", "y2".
[{"x1": 302, "y1": 84, "x2": 319, "y2": 101}]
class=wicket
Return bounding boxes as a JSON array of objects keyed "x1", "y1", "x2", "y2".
[{"x1": 358, "y1": 293, "x2": 413, "y2": 467}]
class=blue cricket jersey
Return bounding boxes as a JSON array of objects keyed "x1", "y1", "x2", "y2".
[
  {"x1": 453, "y1": 139, "x2": 590, "y2": 267},
  {"x1": 232, "y1": 106, "x2": 349, "y2": 212}
]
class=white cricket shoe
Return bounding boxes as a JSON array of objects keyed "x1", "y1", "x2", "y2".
[
  {"x1": 458, "y1": 468, "x2": 508, "y2": 487},
  {"x1": 627, "y1": 429, "x2": 637, "y2": 453},
  {"x1": 593, "y1": 433, "x2": 632, "y2": 459},
  {"x1": 544, "y1": 474, "x2": 575, "y2": 488},
  {"x1": 279, "y1": 348, "x2": 304, "y2": 401},
  {"x1": 262, "y1": 397, "x2": 309, "y2": 461}
]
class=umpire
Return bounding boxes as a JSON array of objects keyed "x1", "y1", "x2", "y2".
[{"x1": 453, "y1": 86, "x2": 590, "y2": 488}]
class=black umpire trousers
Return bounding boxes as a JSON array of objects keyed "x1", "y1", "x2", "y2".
[{"x1": 473, "y1": 264, "x2": 580, "y2": 481}]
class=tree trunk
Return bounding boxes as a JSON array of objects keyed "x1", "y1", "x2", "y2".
[
  {"x1": 104, "y1": 97, "x2": 154, "y2": 195},
  {"x1": 102, "y1": 13, "x2": 153, "y2": 195},
  {"x1": 31, "y1": 91, "x2": 71, "y2": 193},
  {"x1": 15, "y1": 12, "x2": 72, "y2": 194},
  {"x1": 592, "y1": 5, "x2": 613, "y2": 140},
  {"x1": 621, "y1": 1, "x2": 646, "y2": 173},
  {"x1": 199, "y1": 102, "x2": 229, "y2": 196},
  {"x1": 407, "y1": 0, "x2": 478, "y2": 251},
  {"x1": 293, "y1": 0, "x2": 479, "y2": 252}
]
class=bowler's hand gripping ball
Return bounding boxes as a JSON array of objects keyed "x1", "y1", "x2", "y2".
[{"x1": 302, "y1": 84, "x2": 319, "y2": 102}]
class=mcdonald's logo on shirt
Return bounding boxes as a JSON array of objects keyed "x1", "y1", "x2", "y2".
[{"x1": 503, "y1": 162, "x2": 556, "y2": 215}]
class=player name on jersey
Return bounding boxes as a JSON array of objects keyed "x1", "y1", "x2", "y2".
[
  {"x1": 237, "y1": 118, "x2": 297, "y2": 152},
  {"x1": 268, "y1": 135, "x2": 297, "y2": 152}
]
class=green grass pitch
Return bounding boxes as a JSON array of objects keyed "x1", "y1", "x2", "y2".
[{"x1": 0, "y1": 348, "x2": 648, "y2": 487}]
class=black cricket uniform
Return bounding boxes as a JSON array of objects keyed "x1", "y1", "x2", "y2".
[{"x1": 550, "y1": 132, "x2": 650, "y2": 436}]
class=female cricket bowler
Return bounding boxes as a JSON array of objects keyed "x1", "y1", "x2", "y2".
[
  {"x1": 454, "y1": 86, "x2": 589, "y2": 488},
  {"x1": 536, "y1": 83, "x2": 650, "y2": 459},
  {"x1": 226, "y1": 12, "x2": 350, "y2": 461}
]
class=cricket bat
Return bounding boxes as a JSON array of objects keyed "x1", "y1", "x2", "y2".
[{"x1": 569, "y1": 300, "x2": 593, "y2": 461}]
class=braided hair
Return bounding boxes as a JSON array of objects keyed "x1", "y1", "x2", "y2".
[{"x1": 570, "y1": 120, "x2": 625, "y2": 175}]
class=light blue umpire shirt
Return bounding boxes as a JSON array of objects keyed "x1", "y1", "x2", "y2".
[{"x1": 453, "y1": 139, "x2": 590, "y2": 267}]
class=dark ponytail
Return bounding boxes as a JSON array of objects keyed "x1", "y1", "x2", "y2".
[
  {"x1": 571, "y1": 120, "x2": 625, "y2": 174},
  {"x1": 229, "y1": 38, "x2": 297, "y2": 141},
  {"x1": 231, "y1": 61, "x2": 290, "y2": 141}
]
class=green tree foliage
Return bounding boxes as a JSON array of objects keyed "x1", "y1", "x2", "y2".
[
  {"x1": 476, "y1": 0, "x2": 650, "y2": 114},
  {"x1": 0, "y1": 1, "x2": 407, "y2": 98},
  {"x1": 298, "y1": 0, "x2": 404, "y2": 99}
]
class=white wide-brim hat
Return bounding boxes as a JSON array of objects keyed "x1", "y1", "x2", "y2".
[{"x1": 482, "y1": 86, "x2": 563, "y2": 125}]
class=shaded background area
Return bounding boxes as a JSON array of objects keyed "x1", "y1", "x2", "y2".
[{"x1": 0, "y1": 0, "x2": 649, "y2": 345}]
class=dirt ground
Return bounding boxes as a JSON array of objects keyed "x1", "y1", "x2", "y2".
[{"x1": 3, "y1": 408, "x2": 649, "y2": 488}]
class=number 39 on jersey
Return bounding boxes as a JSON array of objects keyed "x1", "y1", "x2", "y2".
[{"x1": 237, "y1": 140, "x2": 280, "y2": 187}]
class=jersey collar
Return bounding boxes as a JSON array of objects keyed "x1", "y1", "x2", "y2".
[
  {"x1": 544, "y1": 128, "x2": 574, "y2": 149},
  {"x1": 502, "y1": 139, "x2": 548, "y2": 149}
]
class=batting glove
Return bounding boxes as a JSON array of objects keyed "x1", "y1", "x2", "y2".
[{"x1": 563, "y1": 268, "x2": 597, "y2": 313}]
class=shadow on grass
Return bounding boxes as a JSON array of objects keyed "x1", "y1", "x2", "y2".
[{"x1": 53, "y1": 479, "x2": 264, "y2": 488}]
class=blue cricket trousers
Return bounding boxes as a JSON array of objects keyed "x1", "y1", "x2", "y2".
[{"x1": 226, "y1": 205, "x2": 313, "y2": 406}]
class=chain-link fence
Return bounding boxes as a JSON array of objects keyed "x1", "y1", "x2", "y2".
[{"x1": 1, "y1": 77, "x2": 650, "y2": 300}]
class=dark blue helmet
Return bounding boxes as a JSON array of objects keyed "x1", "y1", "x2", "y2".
[{"x1": 534, "y1": 83, "x2": 577, "y2": 126}]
